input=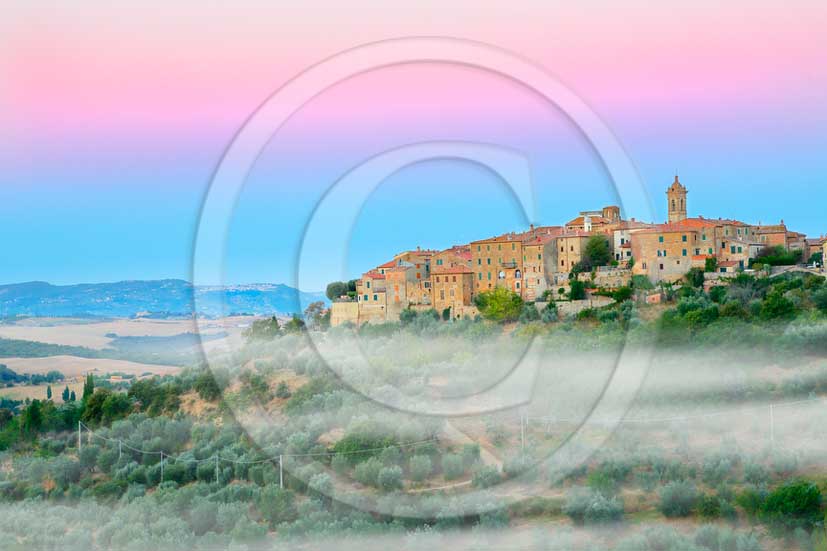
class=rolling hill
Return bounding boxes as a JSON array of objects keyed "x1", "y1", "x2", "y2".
[{"x1": 0, "y1": 280, "x2": 327, "y2": 318}]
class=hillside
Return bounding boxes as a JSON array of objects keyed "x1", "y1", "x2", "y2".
[{"x1": 0, "y1": 279, "x2": 328, "y2": 318}]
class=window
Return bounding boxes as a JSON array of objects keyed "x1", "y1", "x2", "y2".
[
  {"x1": 561, "y1": 246, "x2": 564, "y2": 252},
  {"x1": 657, "y1": 250, "x2": 661, "y2": 257},
  {"x1": 695, "y1": 248, "x2": 700, "y2": 255},
  {"x1": 452, "y1": 276, "x2": 456, "y2": 282},
  {"x1": 487, "y1": 258, "x2": 491, "y2": 265},
  {"x1": 366, "y1": 281, "x2": 370, "y2": 289},
  {"x1": 730, "y1": 246, "x2": 736, "y2": 254},
  {"x1": 477, "y1": 245, "x2": 481, "y2": 251},
  {"x1": 436, "y1": 276, "x2": 440, "y2": 283},
  {"x1": 363, "y1": 294, "x2": 368, "y2": 300},
  {"x1": 478, "y1": 273, "x2": 482, "y2": 280},
  {"x1": 737, "y1": 246, "x2": 743, "y2": 253},
  {"x1": 516, "y1": 282, "x2": 520, "y2": 289},
  {"x1": 682, "y1": 249, "x2": 687, "y2": 256},
  {"x1": 642, "y1": 263, "x2": 647, "y2": 269},
  {"x1": 659, "y1": 236, "x2": 664, "y2": 243},
  {"x1": 708, "y1": 248, "x2": 713, "y2": 254},
  {"x1": 416, "y1": 272, "x2": 421, "y2": 279},
  {"x1": 512, "y1": 243, "x2": 516, "y2": 250},
  {"x1": 487, "y1": 272, "x2": 492, "y2": 280},
  {"x1": 498, "y1": 244, "x2": 501, "y2": 251},
  {"x1": 571, "y1": 246, "x2": 574, "y2": 252},
  {"x1": 373, "y1": 294, "x2": 378, "y2": 301},
  {"x1": 660, "y1": 264, "x2": 664, "y2": 270},
  {"x1": 439, "y1": 290, "x2": 445, "y2": 300},
  {"x1": 682, "y1": 235, "x2": 687, "y2": 242},
  {"x1": 436, "y1": 259, "x2": 443, "y2": 265},
  {"x1": 537, "y1": 254, "x2": 542, "y2": 260},
  {"x1": 620, "y1": 238, "x2": 626, "y2": 245},
  {"x1": 561, "y1": 260, "x2": 565, "y2": 266},
  {"x1": 449, "y1": 289, "x2": 455, "y2": 297},
  {"x1": 477, "y1": 258, "x2": 481, "y2": 265},
  {"x1": 702, "y1": 234, "x2": 707, "y2": 241}
]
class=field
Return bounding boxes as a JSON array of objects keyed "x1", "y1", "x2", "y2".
[
  {"x1": 0, "y1": 379, "x2": 84, "y2": 403},
  {"x1": 0, "y1": 316, "x2": 250, "y2": 351},
  {"x1": 0, "y1": 355, "x2": 179, "y2": 378}
]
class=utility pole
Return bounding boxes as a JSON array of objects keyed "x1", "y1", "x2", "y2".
[
  {"x1": 520, "y1": 409, "x2": 526, "y2": 453},
  {"x1": 769, "y1": 404, "x2": 775, "y2": 450},
  {"x1": 78, "y1": 421, "x2": 82, "y2": 454},
  {"x1": 279, "y1": 455, "x2": 284, "y2": 489}
]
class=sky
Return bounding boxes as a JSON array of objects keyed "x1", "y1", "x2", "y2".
[{"x1": 2, "y1": 1, "x2": 826, "y2": 291}]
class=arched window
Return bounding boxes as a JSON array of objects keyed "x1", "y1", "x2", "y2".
[{"x1": 672, "y1": 199, "x2": 676, "y2": 211}]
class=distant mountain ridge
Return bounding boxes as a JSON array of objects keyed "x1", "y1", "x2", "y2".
[{"x1": 0, "y1": 279, "x2": 328, "y2": 318}]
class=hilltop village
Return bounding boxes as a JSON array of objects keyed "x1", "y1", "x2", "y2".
[{"x1": 331, "y1": 177, "x2": 826, "y2": 326}]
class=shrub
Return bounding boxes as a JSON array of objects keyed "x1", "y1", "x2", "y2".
[
  {"x1": 743, "y1": 462, "x2": 769, "y2": 485},
  {"x1": 354, "y1": 457, "x2": 383, "y2": 487},
  {"x1": 563, "y1": 489, "x2": 623, "y2": 525},
  {"x1": 377, "y1": 466, "x2": 404, "y2": 491},
  {"x1": 472, "y1": 466, "x2": 501, "y2": 488},
  {"x1": 659, "y1": 481, "x2": 698, "y2": 517},
  {"x1": 275, "y1": 382, "x2": 291, "y2": 399},
  {"x1": 331, "y1": 454, "x2": 349, "y2": 475},
  {"x1": 474, "y1": 287, "x2": 524, "y2": 322},
  {"x1": 408, "y1": 455, "x2": 433, "y2": 483},
  {"x1": 441, "y1": 454, "x2": 465, "y2": 481},
  {"x1": 760, "y1": 480, "x2": 822, "y2": 533}
]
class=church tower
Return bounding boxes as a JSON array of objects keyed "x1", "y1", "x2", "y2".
[{"x1": 666, "y1": 175, "x2": 687, "y2": 223}]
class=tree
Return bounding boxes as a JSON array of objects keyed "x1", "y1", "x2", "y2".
[
  {"x1": 257, "y1": 485, "x2": 297, "y2": 527},
  {"x1": 46, "y1": 385, "x2": 52, "y2": 400},
  {"x1": 704, "y1": 257, "x2": 718, "y2": 273},
  {"x1": 282, "y1": 315, "x2": 306, "y2": 334},
  {"x1": 518, "y1": 303, "x2": 540, "y2": 323},
  {"x1": 325, "y1": 281, "x2": 349, "y2": 301},
  {"x1": 761, "y1": 480, "x2": 822, "y2": 533},
  {"x1": 303, "y1": 301, "x2": 328, "y2": 330},
  {"x1": 377, "y1": 466, "x2": 404, "y2": 491},
  {"x1": 82, "y1": 373, "x2": 94, "y2": 402},
  {"x1": 569, "y1": 280, "x2": 586, "y2": 300},
  {"x1": 474, "y1": 287, "x2": 523, "y2": 322},
  {"x1": 809, "y1": 251, "x2": 823, "y2": 266},
  {"x1": 243, "y1": 316, "x2": 280, "y2": 341},
  {"x1": 21, "y1": 399, "x2": 43, "y2": 435},
  {"x1": 62, "y1": 386, "x2": 70, "y2": 402},
  {"x1": 194, "y1": 372, "x2": 222, "y2": 401},
  {"x1": 760, "y1": 288, "x2": 796, "y2": 320},
  {"x1": 69, "y1": 390, "x2": 76, "y2": 402},
  {"x1": 584, "y1": 235, "x2": 612, "y2": 268},
  {"x1": 659, "y1": 481, "x2": 698, "y2": 517},
  {"x1": 409, "y1": 455, "x2": 433, "y2": 482},
  {"x1": 275, "y1": 381, "x2": 291, "y2": 399},
  {"x1": 685, "y1": 268, "x2": 705, "y2": 288}
]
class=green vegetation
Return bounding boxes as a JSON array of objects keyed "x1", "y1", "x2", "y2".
[
  {"x1": 474, "y1": 287, "x2": 523, "y2": 322},
  {"x1": 753, "y1": 245, "x2": 803, "y2": 267}
]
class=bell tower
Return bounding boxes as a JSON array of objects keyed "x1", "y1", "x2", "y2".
[{"x1": 666, "y1": 175, "x2": 687, "y2": 223}]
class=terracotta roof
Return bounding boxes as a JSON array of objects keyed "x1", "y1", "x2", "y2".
[
  {"x1": 718, "y1": 261, "x2": 739, "y2": 268},
  {"x1": 692, "y1": 254, "x2": 713, "y2": 261},
  {"x1": 629, "y1": 224, "x2": 699, "y2": 235},
  {"x1": 565, "y1": 215, "x2": 610, "y2": 227},
  {"x1": 377, "y1": 260, "x2": 397, "y2": 268},
  {"x1": 432, "y1": 265, "x2": 473, "y2": 275},
  {"x1": 470, "y1": 232, "x2": 523, "y2": 245},
  {"x1": 620, "y1": 242, "x2": 632, "y2": 249},
  {"x1": 362, "y1": 271, "x2": 385, "y2": 280}
]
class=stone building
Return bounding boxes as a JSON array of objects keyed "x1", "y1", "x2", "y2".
[
  {"x1": 631, "y1": 225, "x2": 699, "y2": 282},
  {"x1": 431, "y1": 265, "x2": 475, "y2": 319},
  {"x1": 666, "y1": 175, "x2": 688, "y2": 223},
  {"x1": 470, "y1": 233, "x2": 524, "y2": 295}
]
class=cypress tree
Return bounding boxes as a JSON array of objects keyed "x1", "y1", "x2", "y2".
[
  {"x1": 46, "y1": 385, "x2": 52, "y2": 400},
  {"x1": 62, "y1": 386, "x2": 70, "y2": 402},
  {"x1": 82, "y1": 373, "x2": 94, "y2": 401}
]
